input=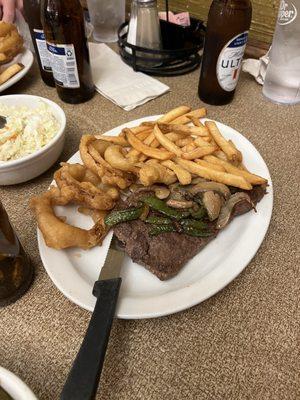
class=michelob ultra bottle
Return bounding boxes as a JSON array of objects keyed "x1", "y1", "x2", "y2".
[
  {"x1": 199, "y1": 0, "x2": 252, "y2": 105},
  {"x1": 41, "y1": 0, "x2": 95, "y2": 104}
]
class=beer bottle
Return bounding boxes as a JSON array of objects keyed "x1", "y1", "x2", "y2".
[
  {"x1": 41, "y1": 0, "x2": 95, "y2": 104},
  {"x1": 23, "y1": 0, "x2": 55, "y2": 87},
  {"x1": 198, "y1": 0, "x2": 252, "y2": 105},
  {"x1": 0, "y1": 202, "x2": 34, "y2": 307}
]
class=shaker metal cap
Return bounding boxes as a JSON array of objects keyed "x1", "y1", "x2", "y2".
[{"x1": 135, "y1": 0, "x2": 157, "y2": 3}]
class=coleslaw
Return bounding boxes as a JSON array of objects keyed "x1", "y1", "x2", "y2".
[{"x1": 0, "y1": 101, "x2": 60, "y2": 161}]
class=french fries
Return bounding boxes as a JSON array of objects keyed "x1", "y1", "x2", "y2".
[
  {"x1": 165, "y1": 132, "x2": 185, "y2": 142},
  {"x1": 125, "y1": 129, "x2": 174, "y2": 161},
  {"x1": 182, "y1": 147, "x2": 217, "y2": 160},
  {"x1": 228, "y1": 140, "x2": 243, "y2": 162},
  {"x1": 195, "y1": 159, "x2": 226, "y2": 172},
  {"x1": 153, "y1": 124, "x2": 182, "y2": 157},
  {"x1": 189, "y1": 116, "x2": 205, "y2": 128},
  {"x1": 175, "y1": 137, "x2": 194, "y2": 147},
  {"x1": 142, "y1": 122, "x2": 209, "y2": 137},
  {"x1": 129, "y1": 125, "x2": 152, "y2": 135},
  {"x1": 86, "y1": 105, "x2": 267, "y2": 192},
  {"x1": 194, "y1": 137, "x2": 214, "y2": 147},
  {"x1": 214, "y1": 149, "x2": 229, "y2": 162},
  {"x1": 136, "y1": 129, "x2": 153, "y2": 141},
  {"x1": 158, "y1": 106, "x2": 191, "y2": 123},
  {"x1": 95, "y1": 135, "x2": 129, "y2": 146},
  {"x1": 175, "y1": 158, "x2": 252, "y2": 190},
  {"x1": 183, "y1": 143, "x2": 217, "y2": 160},
  {"x1": 203, "y1": 155, "x2": 267, "y2": 185},
  {"x1": 182, "y1": 143, "x2": 196, "y2": 153},
  {"x1": 161, "y1": 160, "x2": 192, "y2": 185},
  {"x1": 171, "y1": 108, "x2": 207, "y2": 125},
  {"x1": 158, "y1": 123, "x2": 209, "y2": 137},
  {"x1": 0, "y1": 63, "x2": 23, "y2": 85},
  {"x1": 143, "y1": 131, "x2": 156, "y2": 146},
  {"x1": 205, "y1": 121, "x2": 238, "y2": 162}
]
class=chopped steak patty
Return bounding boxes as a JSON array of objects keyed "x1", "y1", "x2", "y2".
[{"x1": 114, "y1": 185, "x2": 267, "y2": 280}]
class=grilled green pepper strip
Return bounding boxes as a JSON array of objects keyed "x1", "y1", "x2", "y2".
[
  {"x1": 190, "y1": 206, "x2": 206, "y2": 220},
  {"x1": 182, "y1": 226, "x2": 212, "y2": 237},
  {"x1": 105, "y1": 206, "x2": 144, "y2": 227},
  {"x1": 150, "y1": 223, "x2": 211, "y2": 237},
  {"x1": 180, "y1": 219, "x2": 207, "y2": 230},
  {"x1": 143, "y1": 196, "x2": 189, "y2": 220},
  {"x1": 149, "y1": 224, "x2": 176, "y2": 236},
  {"x1": 145, "y1": 216, "x2": 173, "y2": 225}
]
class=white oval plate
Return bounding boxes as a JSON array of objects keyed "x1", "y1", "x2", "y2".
[
  {"x1": 0, "y1": 366, "x2": 37, "y2": 400},
  {"x1": 0, "y1": 48, "x2": 34, "y2": 93},
  {"x1": 38, "y1": 116, "x2": 273, "y2": 319}
]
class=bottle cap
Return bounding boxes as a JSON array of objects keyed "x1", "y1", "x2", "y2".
[{"x1": 136, "y1": 0, "x2": 157, "y2": 3}]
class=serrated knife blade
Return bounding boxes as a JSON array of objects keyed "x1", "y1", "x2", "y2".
[
  {"x1": 60, "y1": 235, "x2": 124, "y2": 400},
  {"x1": 99, "y1": 234, "x2": 125, "y2": 280}
]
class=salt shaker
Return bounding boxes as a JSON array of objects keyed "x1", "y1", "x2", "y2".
[{"x1": 127, "y1": 0, "x2": 162, "y2": 61}]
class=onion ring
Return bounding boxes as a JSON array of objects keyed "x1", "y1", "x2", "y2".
[
  {"x1": 30, "y1": 191, "x2": 107, "y2": 250},
  {"x1": 79, "y1": 135, "x2": 135, "y2": 189},
  {"x1": 54, "y1": 163, "x2": 115, "y2": 210}
]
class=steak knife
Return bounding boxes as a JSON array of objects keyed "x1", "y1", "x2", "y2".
[{"x1": 60, "y1": 235, "x2": 124, "y2": 400}]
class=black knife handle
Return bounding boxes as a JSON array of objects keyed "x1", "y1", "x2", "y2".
[{"x1": 60, "y1": 278, "x2": 122, "y2": 400}]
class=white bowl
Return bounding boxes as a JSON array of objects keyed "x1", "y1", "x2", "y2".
[
  {"x1": 0, "y1": 366, "x2": 37, "y2": 400},
  {"x1": 0, "y1": 94, "x2": 66, "y2": 185}
]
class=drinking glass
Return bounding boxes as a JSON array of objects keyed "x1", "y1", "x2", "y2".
[
  {"x1": 87, "y1": 0, "x2": 125, "y2": 42},
  {"x1": 263, "y1": 0, "x2": 300, "y2": 104}
]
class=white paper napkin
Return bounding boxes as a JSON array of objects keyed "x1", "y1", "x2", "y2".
[
  {"x1": 89, "y1": 43, "x2": 170, "y2": 111},
  {"x1": 242, "y1": 50, "x2": 270, "y2": 85}
]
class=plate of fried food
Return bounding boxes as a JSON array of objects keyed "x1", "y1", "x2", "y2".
[
  {"x1": 0, "y1": 22, "x2": 33, "y2": 92},
  {"x1": 31, "y1": 105, "x2": 273, "y2": 319}
]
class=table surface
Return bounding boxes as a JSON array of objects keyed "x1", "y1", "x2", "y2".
[{"x1": 0, "y1": 61, "x2": 299, "y2": 400}]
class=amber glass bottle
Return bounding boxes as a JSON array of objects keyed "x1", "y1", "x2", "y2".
[
  {"x1": 0, "y1": 202, "x2": 33, "y2": 307},
  {"x1": 198, "y1": 0, "x2": 252, "y2": 105},
  {"x1": 24, "y1": 0, "x2": 55, "y2": 87},
  {"x1": 41, "y1": 0, "x2": 95, "y2": 104}
]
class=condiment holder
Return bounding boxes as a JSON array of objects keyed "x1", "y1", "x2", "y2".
[{"x1": 118, "y1": 4, "x2": 205, "y2": 77}]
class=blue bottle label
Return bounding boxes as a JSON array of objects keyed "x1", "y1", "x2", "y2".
[
  {"x1": 33, "y1": 29, "x2": 52, "y2": 72},
  {"x1": 46, "y1": 43, "x2": 80, "y2": 89}
]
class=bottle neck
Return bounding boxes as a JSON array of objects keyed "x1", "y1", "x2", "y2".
[{"x1": 215, "y1": 0, "x2": 251, "y2": 7}]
